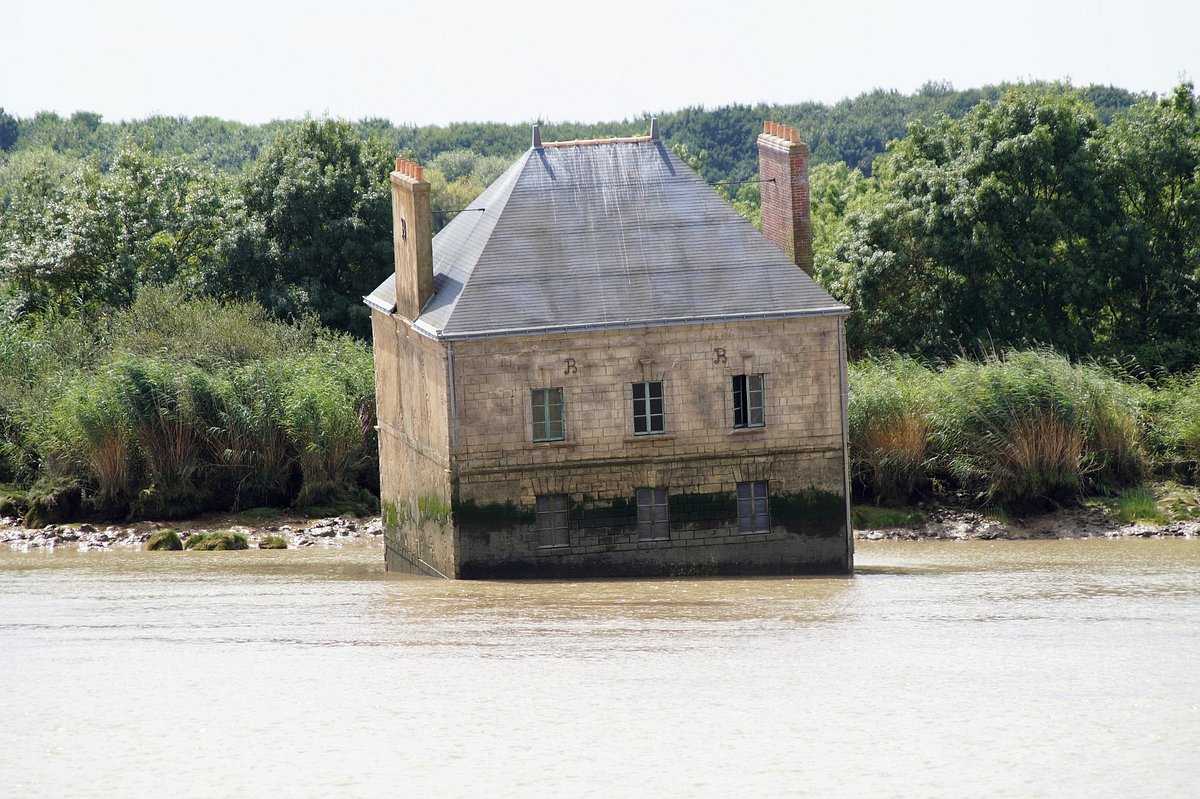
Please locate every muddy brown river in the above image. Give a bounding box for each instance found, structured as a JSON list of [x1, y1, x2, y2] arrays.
[[2, 539, 1197, 797]]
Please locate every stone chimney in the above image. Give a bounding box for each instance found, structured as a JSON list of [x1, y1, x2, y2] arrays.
[[390, 157, 433, 321], [757, 121, 813, 276]]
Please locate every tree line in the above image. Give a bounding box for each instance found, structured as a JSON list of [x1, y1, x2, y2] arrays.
[[0, 81, 1171, 360], [817, 82, 1200, 372]]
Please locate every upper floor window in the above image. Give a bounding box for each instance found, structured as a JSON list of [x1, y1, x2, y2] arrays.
[[536, 494, 570, 547], [732, 374, 765, 429], [636, 487, 669, 541], [531, 388, 564, 442], [632, 381, 665, 435], [737, 481, 770, 533]]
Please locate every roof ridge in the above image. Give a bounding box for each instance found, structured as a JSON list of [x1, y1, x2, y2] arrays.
[[540, 135, 655, 148]]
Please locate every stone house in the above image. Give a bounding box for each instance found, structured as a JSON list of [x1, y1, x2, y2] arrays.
[[364, 120, 851, 578]]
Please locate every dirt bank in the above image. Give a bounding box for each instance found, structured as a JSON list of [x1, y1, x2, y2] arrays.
[[0, 512, 382, 551], [855, 503, 1200, 541]]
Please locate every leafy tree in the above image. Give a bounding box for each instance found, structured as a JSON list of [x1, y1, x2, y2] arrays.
[[1102, 83, 1200, 370], [836, 84, 1118, 357], [0, 140, 228, 317], [0, 108, 17, 152], [214, 119, 394, 337], [809, 162, 878, 298]]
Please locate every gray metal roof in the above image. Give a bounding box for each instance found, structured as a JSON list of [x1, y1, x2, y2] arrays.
[[366, 139, 847, 339]]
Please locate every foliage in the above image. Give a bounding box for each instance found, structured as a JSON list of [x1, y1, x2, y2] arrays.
[[1112, 486, 1166, 524], [0, 294, 378, 521], [103, 284, 321, 370], [825, 82, 1200, 369], [184, 530, 250, 550], [258, 534, 287, 549], [1145, 372, 1200, 481], [847, 356, 933, 503], [214, 119, 393, 337], [145, 530, 183, 550], [929, 350, 1144, 508], [846, 349, 1148, 509], [850, 505, 927, 529], [0, 140, 230, 318], [1101, 83, 1200, 370]]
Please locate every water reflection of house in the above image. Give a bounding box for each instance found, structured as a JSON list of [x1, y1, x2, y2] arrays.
[[365, 120, 852, 578]]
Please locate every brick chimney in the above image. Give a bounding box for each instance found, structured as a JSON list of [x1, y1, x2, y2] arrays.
[[757, 121, 813, 276], [390, 157, 434, 320]]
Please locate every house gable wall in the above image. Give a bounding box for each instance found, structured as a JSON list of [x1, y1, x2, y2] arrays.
[[371, 309, 455, 576]]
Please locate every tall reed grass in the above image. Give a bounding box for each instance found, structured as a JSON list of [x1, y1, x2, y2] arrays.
[[847, 356, 933, 503], [2, 290, 378, 522], [1145, 372, 1200, 482], [849, 350, 1146, 509]]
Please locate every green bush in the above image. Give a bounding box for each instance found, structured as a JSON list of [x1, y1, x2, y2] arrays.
[[216, 363, 295, 510], [0, 293, 381, 524], [39, 369, 136, 515], [104, 285, 321, 370], [184, 530, 249, 550], [114, 356, 223, 519], [22, 476, 82, 528], [145, 529, 183, 550], [258, 534, 287, 549], [1113, 486, 1166, 524]]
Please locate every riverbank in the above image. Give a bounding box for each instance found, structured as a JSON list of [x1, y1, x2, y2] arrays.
[[0, 511, 382, 552], [3, 499, 1197, 552], [855, 503, 1200, 541]]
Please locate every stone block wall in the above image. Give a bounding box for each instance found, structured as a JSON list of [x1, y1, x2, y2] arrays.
[[371, 309, 455, 576], [445, 315, 851, 577]]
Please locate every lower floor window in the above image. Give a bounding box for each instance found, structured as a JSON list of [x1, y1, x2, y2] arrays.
[[637, 487, 669, 540], [536, 494, 570, 548], [737, 481, 770, 533]]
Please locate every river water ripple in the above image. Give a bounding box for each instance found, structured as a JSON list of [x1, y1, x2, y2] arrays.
[[1, 539, 1198, 797]]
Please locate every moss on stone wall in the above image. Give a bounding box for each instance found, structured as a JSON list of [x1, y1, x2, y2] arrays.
[[445, 487, 845, 542], [382, 500, 400, 531], [417, 494, 452, 525], [668, 491, 737, 525], [454, 499, 534, 527], [572, 497, 636, 530], [770, 488, 846, 537]]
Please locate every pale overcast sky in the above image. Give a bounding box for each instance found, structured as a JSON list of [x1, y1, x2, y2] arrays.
[[3, 0, 1196, 125]]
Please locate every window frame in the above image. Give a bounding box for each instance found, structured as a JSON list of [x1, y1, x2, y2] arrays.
[[632, 380, 665, 435], [732, 373, 766, 429], [531, 387, 565, 443], [736, 481, 770, 533], [636, 487, 670, 541], [535, 494, 570, 548]]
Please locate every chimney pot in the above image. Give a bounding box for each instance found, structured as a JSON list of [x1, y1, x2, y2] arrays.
[[758, 120, 813, 276], [389, 158, 433, 319]]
